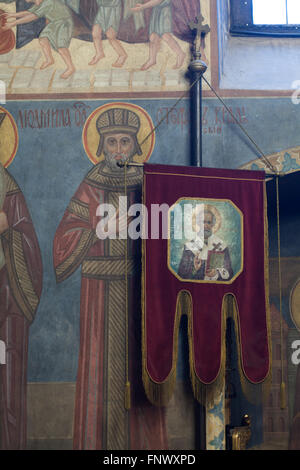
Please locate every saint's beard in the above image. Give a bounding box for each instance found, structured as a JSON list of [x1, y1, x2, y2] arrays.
[[204, 228, 212, 240], [103, 150, 134, 173]]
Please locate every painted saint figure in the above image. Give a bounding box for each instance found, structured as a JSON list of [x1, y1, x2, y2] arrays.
[[131, 0, 186, 70], [178, 204, 233, 282], [0, 159, 42, 449], [53, 106, 167, 450], [3, 0, 75, 78], [89, 0, 128, 67]]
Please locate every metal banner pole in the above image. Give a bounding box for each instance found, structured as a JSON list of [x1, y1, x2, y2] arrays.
[[188, 16, 226, 451]]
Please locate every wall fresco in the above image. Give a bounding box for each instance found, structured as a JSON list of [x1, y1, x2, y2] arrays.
[[0, 0, 211, 96]]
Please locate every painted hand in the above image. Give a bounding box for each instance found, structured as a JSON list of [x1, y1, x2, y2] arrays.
[[194, 255, 202, 271], [131, 4, 143, 12], [206, 268, 217, 278]]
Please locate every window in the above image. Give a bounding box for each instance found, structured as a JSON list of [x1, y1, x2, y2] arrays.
[[230, 0, 300, 36], [253, 0, 300, 25]]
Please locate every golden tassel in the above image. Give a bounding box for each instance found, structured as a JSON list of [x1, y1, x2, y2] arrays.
[[125, 381, 131, 410], [280, 381, 287, 410], [276, 176, 286, 411], [124, 163, 131, 411]]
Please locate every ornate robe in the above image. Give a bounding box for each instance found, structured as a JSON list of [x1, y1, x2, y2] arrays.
[[0, 169, 42, 450], [178, 234, 233, 281], [53, 162, 167, 450]]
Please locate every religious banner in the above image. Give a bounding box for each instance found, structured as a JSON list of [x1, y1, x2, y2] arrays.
[[142, 163, 271, 407]]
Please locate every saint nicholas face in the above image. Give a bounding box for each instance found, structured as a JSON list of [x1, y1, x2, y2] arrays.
[[103, 133, 135, 172], [203, 211, 215, 240]]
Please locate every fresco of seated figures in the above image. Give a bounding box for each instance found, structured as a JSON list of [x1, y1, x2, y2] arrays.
[[0, 0, 211, 96]]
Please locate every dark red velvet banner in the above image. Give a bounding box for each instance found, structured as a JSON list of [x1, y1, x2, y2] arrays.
[[142, 163, 271, 403]]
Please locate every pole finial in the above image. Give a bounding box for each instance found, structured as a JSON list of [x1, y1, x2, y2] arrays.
[[188, 14, 210, 74]]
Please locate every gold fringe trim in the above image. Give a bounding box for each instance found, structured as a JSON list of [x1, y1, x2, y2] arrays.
[[142, 367, 177, 407], [280, 381, 287, 410], [142, 288, 272, 407], [142, 288, 227, 408], [124, 381, 131, 410]]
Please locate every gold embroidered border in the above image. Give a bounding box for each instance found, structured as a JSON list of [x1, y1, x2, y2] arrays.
[[85, 163, 142, 191], [82, 257, 136, 280], [2, 228, 39, 323], [144, 170, 265, 183], [68, 198, 90, 221], [106, 279, 128, 449], [5, 170, 20, 196], [55, 229, 95, 283]]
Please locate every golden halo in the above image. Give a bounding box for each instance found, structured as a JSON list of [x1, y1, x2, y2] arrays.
[[291, 279, 300, 332], [82, 102, 155, 165], [192, 203, 222, 234], [0, 106, 18, 168]]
